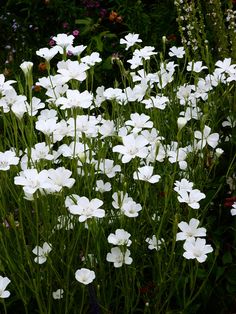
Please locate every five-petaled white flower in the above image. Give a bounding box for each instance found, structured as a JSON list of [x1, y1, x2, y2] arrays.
[[36, 47, 59, 62], [107, 229, 132, 246], [169, 46, 185, 59], [95, 180, 111, 193], [106, 247, 133, 267], [125, 113, 153, 133], [120, 33, 142, 50], [183, 238, 213, 263], [0, 150, 19, 171], [75, 268, 95, 285], [32, 242, 52, 264], [177, 189, 206, 209], [133, 165, 161, 184], [146, 235, 164, 251], [174, 178, 194, 193], [194, 125, 219, 149], [53, 33, 75, 50], [68, 196, 105, 222], [176, 218, 206, 241], [113, 134, 149, 163], [187, 61, 207, 73]]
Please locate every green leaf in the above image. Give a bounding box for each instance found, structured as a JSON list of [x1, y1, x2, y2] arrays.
[[222, 251, 233, 265]]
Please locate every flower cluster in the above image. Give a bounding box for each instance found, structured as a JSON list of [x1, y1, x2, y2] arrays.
[[0, 31, 235, 311], [176, 218, 213, 263]]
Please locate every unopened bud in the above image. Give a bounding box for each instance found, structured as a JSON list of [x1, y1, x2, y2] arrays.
[[177, 117, 187, 130], [215, 148, 224, 157]]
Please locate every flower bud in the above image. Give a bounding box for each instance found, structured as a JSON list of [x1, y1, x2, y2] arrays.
[[177, 117, 187, 130], [20, 61, 33, 75], [215, 148, 224, 157]]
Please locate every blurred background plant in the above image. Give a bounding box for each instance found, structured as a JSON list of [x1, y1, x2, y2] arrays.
[[174, 0, 236, 65], [0, 0, 179, 79], [1, 0, 236, 81]]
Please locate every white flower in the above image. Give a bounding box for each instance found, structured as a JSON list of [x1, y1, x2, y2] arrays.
[[215, 58, 236, 75], [120, 33, 142, 50], [30, 142, 54, 162], [36, 47, 59, 62], [127, 55, 143, 69], [26, 96, 45, 116], [231, 202, 236, 216], [222, 116, 236, 128], [141, 128, 164, 145], [66, 44, 87, 56], [35, 118, 58, 136], [0, 276, 11, 298], [0, 74, 16, 95], [142, 95, 169, 110], [106, 247, 133, 267], [133, 166, 160, 183], [81, 52, 102, 66], [177, 189, 206, 209], [58, 141, 87, 159], [177, 84, 196, 105], [112, 191, 132, 210], [183, 238, 213, 263], [32, 242, 52, 264], [167, 145, 188, 170], [122, 200, 142, 217], [75, 268, 95, 285], [14, 169, 51, 196], [146, 235, 164, 251], [125, 113, 153, 133], [46, 167, 75, 192], [194, 125, 219, 149], [133, 46, 157, 60], [103, 87, 124, 101], [11, 98, 27, 118], [67, 115, 99, 138], [53, 33, 75, 50], [180, 106, 202, 121], [57, 60, 89, 83], [96, 159, 121, 178], [65, 194, 81, 208], [113, 133, 149, 163], [68, 196, 105, 222], [174, 179, 193, 193], [95, 180, 111, 193], [176, 218, 206, 241], [187, 61, 207, 73], [0, 150, 19, 171], [0, 88, 26, 114], [168, 46, 185, 58], [56, 89, 93, 109], [107, 229, 132, 246], [99, 120, 115, 138], [215, 148, 224, 157], [52, 289, 64, 300]]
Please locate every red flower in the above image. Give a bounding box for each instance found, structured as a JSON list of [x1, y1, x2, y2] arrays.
[[224, 196, 236, 207]]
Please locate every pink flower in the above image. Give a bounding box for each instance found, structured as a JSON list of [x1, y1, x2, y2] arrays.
[[72, 29, 80, 37]]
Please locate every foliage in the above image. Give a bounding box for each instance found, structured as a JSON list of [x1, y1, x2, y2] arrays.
[[0, 31, 235, 313]]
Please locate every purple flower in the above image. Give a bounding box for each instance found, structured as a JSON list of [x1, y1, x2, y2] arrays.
[[99, 8, 107, 18], [63, 22, 69, 29]]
